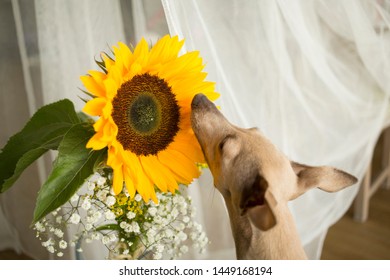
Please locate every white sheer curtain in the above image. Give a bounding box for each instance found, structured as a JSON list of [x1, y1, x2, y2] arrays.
[[1, 0, 389, 260], [0, 0, 127, 259], [162, 0, 390, 259]]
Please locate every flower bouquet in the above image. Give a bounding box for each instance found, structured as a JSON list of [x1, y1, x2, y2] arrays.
[[0, 35, 219, 259]]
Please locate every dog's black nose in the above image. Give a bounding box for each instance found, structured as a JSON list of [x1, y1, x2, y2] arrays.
[[191, 93, 209, 108]]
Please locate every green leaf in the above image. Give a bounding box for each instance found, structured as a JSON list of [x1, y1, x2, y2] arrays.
[[32, 123, 106, 224], [0, 99, 80, 192]]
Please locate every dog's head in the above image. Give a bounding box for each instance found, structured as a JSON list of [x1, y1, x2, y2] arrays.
[[191, 94, 358, 231]]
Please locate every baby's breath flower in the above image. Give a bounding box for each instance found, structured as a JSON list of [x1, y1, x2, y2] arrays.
[[70, 194, 79, 202], [56, 216, 63, 224], [34, 170, 209, 260], [97, 176, 106, 186], [54, 229, 64, 238], [153, 252, 162, 260], [105, 210, 116, 220], [70, 213, 81, 224], [180, 245, 189, 254], [35, 222, 45, 232], [178, 232, 188, 241], [105, 196, 116, 206], [126, 211, 136, 220], [81, 197, 92, 210], [96, 189, 108, 201], [131, 221, 140, 234], [148, 207, 157, 217], [102, 236, 110, 245], [47, 246, 55, 253], [120, 221, 128, 229], [87, 181, 95, 191], [59, 240, 67, 249]]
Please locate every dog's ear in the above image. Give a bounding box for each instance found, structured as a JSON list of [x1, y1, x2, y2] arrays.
[[290, 162, 358, 200], [239, 174, 277, 231]]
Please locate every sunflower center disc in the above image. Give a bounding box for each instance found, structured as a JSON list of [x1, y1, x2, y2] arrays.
[[111, 73, 180, 156], [129, 92, 160, 134]]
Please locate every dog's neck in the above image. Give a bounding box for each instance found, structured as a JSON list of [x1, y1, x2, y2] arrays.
[[223, 197, 307, 260]]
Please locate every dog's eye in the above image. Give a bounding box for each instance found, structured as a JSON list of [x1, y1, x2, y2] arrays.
[[219, 135, 235, 152], [219, 139, 226, 151]]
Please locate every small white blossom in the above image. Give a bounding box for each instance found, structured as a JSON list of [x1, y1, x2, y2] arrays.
[[171, 208, 179, 218], [120, 221, 128, 229], [109, 233, 117, 242], [153, 252, 163, 260], [131, 221, 140, 233], [164, 228, 174, 238], [42, 239, 54, 248], [70, 213, 81, 224], [105, 196, 116, 206], [134, 194, 142, 202], [57, 252, 64, 257], [70, 194, 79, 202], [97, 176, 106, 186], [155, 244, 164, 253], [126, 211, 136, 220], [180, 245, 189, 254], [177, 232, 187, 241], [91, 232, 100, 240], [105, 210, 116, 220], [35, 222, 45, 232], [154, 215, 162, 224], [55, 216, 63, 224], [96, 189, 108, 201], [87, 181, 95, 191], [148, 207, 157, 217], [81, 197, 92, 210], [59, 240, 67, 249], [54, 229, 64, 238], [47, 246, 55, 253], [102, 236, 110, 245], [85, 223, 93, 231]]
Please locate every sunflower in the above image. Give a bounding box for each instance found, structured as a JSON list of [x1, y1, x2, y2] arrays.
[[81, 35, 219, 203]]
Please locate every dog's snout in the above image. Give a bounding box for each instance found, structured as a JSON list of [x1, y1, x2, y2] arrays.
[[191, 93, 210, 109]]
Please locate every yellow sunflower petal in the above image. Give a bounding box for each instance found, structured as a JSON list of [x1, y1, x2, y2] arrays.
[[82, 97, 106, 116], [100, 119, 117, 142], [102, 54, 114, 73], [169, 133, 205, 163], [123, 166, 136, 199], [148, 35, 184, 66], [118, 42, 133, 71], [86, 132, 107, 150], [140, 156, 170, 193], [80, 75, 105, 97], [88, 70, 106, 88], [158, 150, 201, 184], [103, 78, 118, 100], [102, 100, 113, 118], [135, 163, 155, 203], [160, 51, 204, 81], [133, 38, 149, 68], [112, 165, 124, 195]]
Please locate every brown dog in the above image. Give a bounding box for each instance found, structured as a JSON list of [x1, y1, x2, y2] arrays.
[[191, 94, 357, 259]]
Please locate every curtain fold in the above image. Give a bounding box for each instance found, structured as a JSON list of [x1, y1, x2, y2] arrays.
[[162, 0, 390, 259]]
